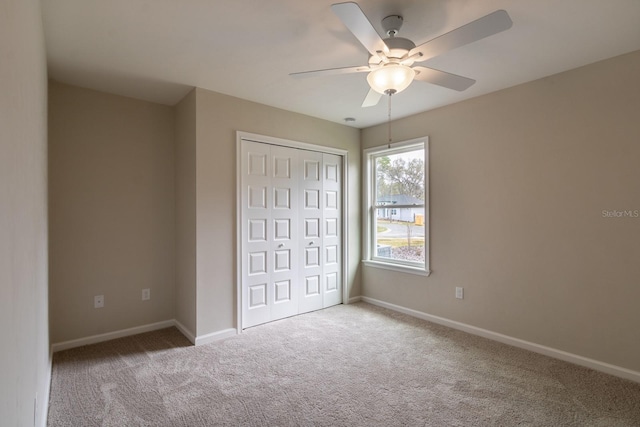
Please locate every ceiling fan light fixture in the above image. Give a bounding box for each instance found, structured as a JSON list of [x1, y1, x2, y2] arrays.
[[367, 64, 415, 95]]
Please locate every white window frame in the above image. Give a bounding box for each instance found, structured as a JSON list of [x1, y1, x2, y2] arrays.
[[362, 137, 430, 276]]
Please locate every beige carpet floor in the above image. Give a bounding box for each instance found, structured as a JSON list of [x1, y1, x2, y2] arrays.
[[48, 302, 640, 426]]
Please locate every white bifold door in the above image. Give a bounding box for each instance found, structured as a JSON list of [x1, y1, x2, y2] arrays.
[[240, 139, 342, 329]]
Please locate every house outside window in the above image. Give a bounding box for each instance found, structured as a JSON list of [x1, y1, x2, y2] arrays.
[[363, 137, 430, 275]]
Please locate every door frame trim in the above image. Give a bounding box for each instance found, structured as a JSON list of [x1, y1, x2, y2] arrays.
[[235, 131, 350, 333]]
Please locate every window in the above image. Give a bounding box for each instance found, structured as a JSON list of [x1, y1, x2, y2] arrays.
[[363, 137, 430, 275]]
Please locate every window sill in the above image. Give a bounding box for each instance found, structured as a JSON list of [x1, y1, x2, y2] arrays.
[[362, 260, 431, 276]]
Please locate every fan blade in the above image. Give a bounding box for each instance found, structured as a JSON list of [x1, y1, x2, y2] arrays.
[[331, 2, 388, 57], [409, 10, 512, 62], [361, 88, 382, 107], [290, 65, 370, 79], [413, 66, 476, 91]]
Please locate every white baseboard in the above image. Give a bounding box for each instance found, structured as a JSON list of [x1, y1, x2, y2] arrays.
[[51, 319, 239, 352], [348, 296, 362, 304], [361, 296, 640, 384], [195, 328, 237, 346], [173, 319, 196, 345], [51, 319, 176, 352], [180, 323, 236, 347]]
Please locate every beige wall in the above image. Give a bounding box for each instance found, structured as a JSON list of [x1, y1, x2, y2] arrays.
[[45, 39, 639, 381], [49, 82, 176, 343], [361, 50, 640, 372], [0, 0, 49, 425], [193, 88, 361, 336], [174, 89, 197, 334], [48, 81, 360, 343]]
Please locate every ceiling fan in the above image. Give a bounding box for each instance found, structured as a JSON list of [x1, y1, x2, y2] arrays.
[[290, 2, 513, 107]]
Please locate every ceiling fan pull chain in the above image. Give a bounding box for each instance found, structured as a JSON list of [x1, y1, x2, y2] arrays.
[[388, 93, 392, 147]]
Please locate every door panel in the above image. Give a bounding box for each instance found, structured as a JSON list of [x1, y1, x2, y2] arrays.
[[305, 275, 320, 296], [323, 153, 342, 308], [269, 145, 299, 321], [242, 141, 272, 328], [249, 284, 267, 308], [274, 280, 291, 302], [274, 219, 290, 240], [298, 150, 324, 314]]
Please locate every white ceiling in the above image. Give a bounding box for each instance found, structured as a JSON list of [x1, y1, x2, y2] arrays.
[[42, 0, 640, 128]]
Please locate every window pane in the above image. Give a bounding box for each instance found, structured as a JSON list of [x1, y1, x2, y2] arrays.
[[373, 147, 425, 264], [374, 208, 425, 264], [374, 149, 425, 204]]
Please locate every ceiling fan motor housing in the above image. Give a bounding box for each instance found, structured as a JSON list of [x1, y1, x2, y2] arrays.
[[369, 36, 417, 66], [384, 37, 416, 56]]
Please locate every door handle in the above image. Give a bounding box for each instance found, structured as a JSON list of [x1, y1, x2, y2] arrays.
[[278, 243, 285, 248], [309, 241, 314, 245]]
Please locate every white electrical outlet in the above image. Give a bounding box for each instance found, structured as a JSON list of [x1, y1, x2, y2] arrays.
[[94, 295, 104, 308], [142, 288, 150, 301], [455, 287, 464, 299]]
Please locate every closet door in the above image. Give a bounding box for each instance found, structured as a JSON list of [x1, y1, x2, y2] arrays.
[[322, 153, 342, 308], [298, 150, 324, 314], [240, 139, 343, 328], [241, 141, 299, 328], [241, 141, 271, 328], [269, 145, 299, 321]]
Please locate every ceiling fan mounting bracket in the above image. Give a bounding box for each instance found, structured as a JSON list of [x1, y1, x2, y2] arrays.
[[381, 15, 404, 36]]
